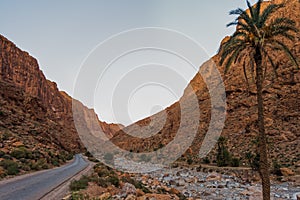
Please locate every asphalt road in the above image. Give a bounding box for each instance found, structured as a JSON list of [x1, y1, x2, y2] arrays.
[[0, 154, 89, 200]]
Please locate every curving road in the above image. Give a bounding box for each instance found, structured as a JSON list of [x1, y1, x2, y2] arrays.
[[0, 154, 89, 200]]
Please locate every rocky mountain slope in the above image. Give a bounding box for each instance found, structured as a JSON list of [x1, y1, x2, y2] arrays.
[[111, 0, 300, 170], [0, 35, 123, 149], [0, 34, 122, 177]]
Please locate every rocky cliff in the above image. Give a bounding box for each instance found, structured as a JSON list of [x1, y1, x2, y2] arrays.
[[111, 0, 300, 169], [0, 34, 122, 153]]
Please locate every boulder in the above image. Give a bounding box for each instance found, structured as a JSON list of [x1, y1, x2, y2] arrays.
[[99, 192, 111, 200], [122, 183, 137, 196], [280, 168, 295, 176], [12, 141, 24, 147], [125, 194, 137, 200], [206, 173, 221, 181]]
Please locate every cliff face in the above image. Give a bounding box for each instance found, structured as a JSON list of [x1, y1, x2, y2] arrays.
[[111, 0, 300, 168], [0, 35, 122, 153]]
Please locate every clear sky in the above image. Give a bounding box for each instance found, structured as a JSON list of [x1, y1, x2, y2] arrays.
[[0, 0, 255, 125]]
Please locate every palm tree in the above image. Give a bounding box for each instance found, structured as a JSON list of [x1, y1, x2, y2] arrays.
[[219, 1, 298, 199]]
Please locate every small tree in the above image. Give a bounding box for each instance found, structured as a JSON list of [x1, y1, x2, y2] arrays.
[[216, 136, 231, 167]]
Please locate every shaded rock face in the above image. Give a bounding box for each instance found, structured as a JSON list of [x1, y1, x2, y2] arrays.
[[0, 80, 76, 178], [0, 35, 122, 152], [111, 0, 300, 167]]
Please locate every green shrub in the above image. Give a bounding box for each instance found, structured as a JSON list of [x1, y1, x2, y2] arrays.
[[0, 159, 19, 175], [0, 150, 5, 158], [216, 137, 232, 167], [87, 157, 99, 163], [121, 176, 150, 193], [203, 157, 210, 164], [97, 168, 110, 177], [70, 192, 85, 200], [70, 175, 90, 191], [245, 152, 260, 170], [30, 159, 49, 170], [32, 150, 42, 160], [97, 177, 109, 187], [50, 157, 60, 166], [1, 132, 11, 141], [65, 153, 74, 161], [11, 147, 30, 159], [230, 157, 240, 167], [272, 160, 282, 176], [84, 151, 93, 158], [108, 175, 120, 187], [187, 157, 193, 165], [158, 143, 164, 148], [2, 154, 12, 160], [21, 164, 31, 171]]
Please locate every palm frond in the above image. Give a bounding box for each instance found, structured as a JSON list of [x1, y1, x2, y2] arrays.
[[268, 39, 299, 68], [229, 8, 244, 16], [232, 31, 250, 40], [258, 3, 283, 28], [268, 24, 298, 41], [269, 17, 296, 27], [223, 45, 248, 73], [271, 31, 295, 42], [262, 48, 278, 78], [239, 11, 258, 36], [246, 0, 255, 19], [249, 54, 256, 83], [220, 38, 248, 65], [235, 22, 253, 34], [243, 59, 250, 92], [254, 0, 263, 22]]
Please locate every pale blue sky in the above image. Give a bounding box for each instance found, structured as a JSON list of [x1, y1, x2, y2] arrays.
[[0, 0, 255, 125]]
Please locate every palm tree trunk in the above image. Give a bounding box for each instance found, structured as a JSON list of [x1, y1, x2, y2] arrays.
[[255, 47, 271, 200]]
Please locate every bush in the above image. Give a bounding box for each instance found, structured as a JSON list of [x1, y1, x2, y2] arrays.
[[11, 147, 30, 159], [84, 151, 93, 158], [58, 151, 73, 162], [66, 153, 74, 161], [203, 157, 210, 164], [187, 157, 193, 165], [32, 150, 42, 160], [88, 157, 99, 163], [0, 151, 5, 158], [121, 176, 150, 193], [230, 157, 240, 167], [97, 177, 109, 187], [108, 175, 120, 187], [216, 137, 232, 167], [97, 168, 110, 177], [0, 159, 19, 175], [70, 175, 90, 191], [50, 157, 60, 166], [272, 160, 282, 176], [30, 159, 49, 170], [70, 192, 86, 200], [21, 164, 31, 171], [245, 152, 260, 170], [1, 132, 11, 141], [2, 154, 12, 160]]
